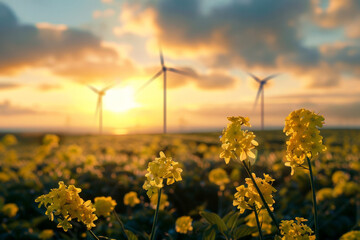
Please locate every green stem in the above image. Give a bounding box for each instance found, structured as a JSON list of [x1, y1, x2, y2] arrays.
[[241, 161, 280, 233], [112, 210, 128, 240], [89, 229, 100, 240], [150, 188, 162, 240], [230, 213, 240, 235], [218, 189, 224, 216], [307, 157, 319, 240], [253, 207, 264, 240]]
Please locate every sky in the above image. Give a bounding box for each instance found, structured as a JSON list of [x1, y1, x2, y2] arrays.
[[0, 0, 359, 134]]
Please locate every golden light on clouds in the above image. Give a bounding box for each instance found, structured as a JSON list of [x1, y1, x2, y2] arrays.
[[36, 22, 67, 31], [114, 3, 158, 37]]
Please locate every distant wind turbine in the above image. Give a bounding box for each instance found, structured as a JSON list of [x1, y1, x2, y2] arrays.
[[136, 48, 195, 134], [248, 72, 278, 130], [88, 83, 116, 134]]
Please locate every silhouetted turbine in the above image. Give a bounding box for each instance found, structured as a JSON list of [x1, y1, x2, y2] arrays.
[[136, 48, 195, 134], [88, 83, 116, 134], [248, 72, 277, 130]]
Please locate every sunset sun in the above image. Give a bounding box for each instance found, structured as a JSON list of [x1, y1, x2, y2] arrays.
[[103, 86, 138, 113]]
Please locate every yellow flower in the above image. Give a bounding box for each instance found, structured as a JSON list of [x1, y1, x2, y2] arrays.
[[94, 196, 117, 217], [220, 116, 258, 164], [2, 134, 17, 146], [284, 109, 326, 175], [316, 188, 333, 202], [332, 170, 350, 185], [2, 203, 19, 218], [39, 229, 54, 240], [143, 151, 182, 198], [245, 210, 273, 236], [150, 192, 169, 210], [278, 217, 315, 240], [35, 181, 97, 232], [123, 191, 140, 207], [85, 154, 98, 166], [340, 230, 360, 240], [43, 134, 59, 149], [209, 168, 230, 190], [175, 216, 193, 234], [233, 173, 276, 214]]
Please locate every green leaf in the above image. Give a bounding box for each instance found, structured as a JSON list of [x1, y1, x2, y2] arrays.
[[202, 226, 216, 240], [233, 225, 257, 239], [222, 211, 235, 225], [223, 211, 241, 229], [200, 211, 228, 234], [125, 230, 138, 240]]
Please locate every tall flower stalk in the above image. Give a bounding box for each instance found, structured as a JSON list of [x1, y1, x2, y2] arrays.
[[150, 188, 162, 240], [220, 116, 280, 232], [307, 157, 319, 239], [284, 108, 326, 240], [143, 151, 183, 240], [242, 161, 280, 231], [233, 172, 277, 237], [253, 206, 264, 240]]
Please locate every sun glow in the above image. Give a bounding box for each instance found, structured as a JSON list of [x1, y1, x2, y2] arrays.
[[103, 86, 139, 113]]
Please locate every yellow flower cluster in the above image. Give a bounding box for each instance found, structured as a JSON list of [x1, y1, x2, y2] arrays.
[[245, 210, 273, 236], [43, 134, 59, 149], [175, 216, 193, 234], [150, 192, 170, 210], [35, 181, 97, 232], [2, 203, 19, 218], [233, 173, 276, 214], [143, 151, 182, 198], [94, 196, 117, 217], [284, 109, 326, 175], [340, 230, 360, 240], [220, 116, 258, 164], [2, 134, 17, 146], [123, 191, 140, 207], [39, 229, 54, 240], [278, 217, 315, 240], [209, 168, 230, 190]]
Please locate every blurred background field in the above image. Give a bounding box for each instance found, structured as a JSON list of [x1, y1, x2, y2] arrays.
[[0, 129, 359, 239]]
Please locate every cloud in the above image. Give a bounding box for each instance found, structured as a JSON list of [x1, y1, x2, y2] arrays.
[[36, 83, 62, 91], [312, 0, 360, 38], [117, 0, 360, 88], [0, 3, 135, 83], [93, 9, 115, 19], [0, 100, 40, 115], [0, 82, 21, 90], [269, 92, 360, 101], [181, 98, 360, 127], [141, 67, 237, 90], [101, 0, 113, 4]]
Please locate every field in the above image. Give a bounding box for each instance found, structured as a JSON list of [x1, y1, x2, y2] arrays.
[[0, 129, 359, 240]]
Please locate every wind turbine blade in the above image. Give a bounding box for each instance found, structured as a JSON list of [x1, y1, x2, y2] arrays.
[[102, 82, 118, 92], [253, 84, 263, 109], [88, 85, 99, 93], [247, 72, 261, 83], [262, 74, 278, 83], [167, 67, 197, 78], [135, 70, 163, 96], [159, 47, 164, 67]]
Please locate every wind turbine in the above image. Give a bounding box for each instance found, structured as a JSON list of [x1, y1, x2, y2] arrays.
[[136, 48, 195, 134], [88, 83, 116, 135], [248, 73, 277, 130]]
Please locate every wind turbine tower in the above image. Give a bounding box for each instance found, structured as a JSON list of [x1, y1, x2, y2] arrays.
[[88, 84, 116, 134], [136, 48, 195, 134], [248, 73, 277, 130]]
